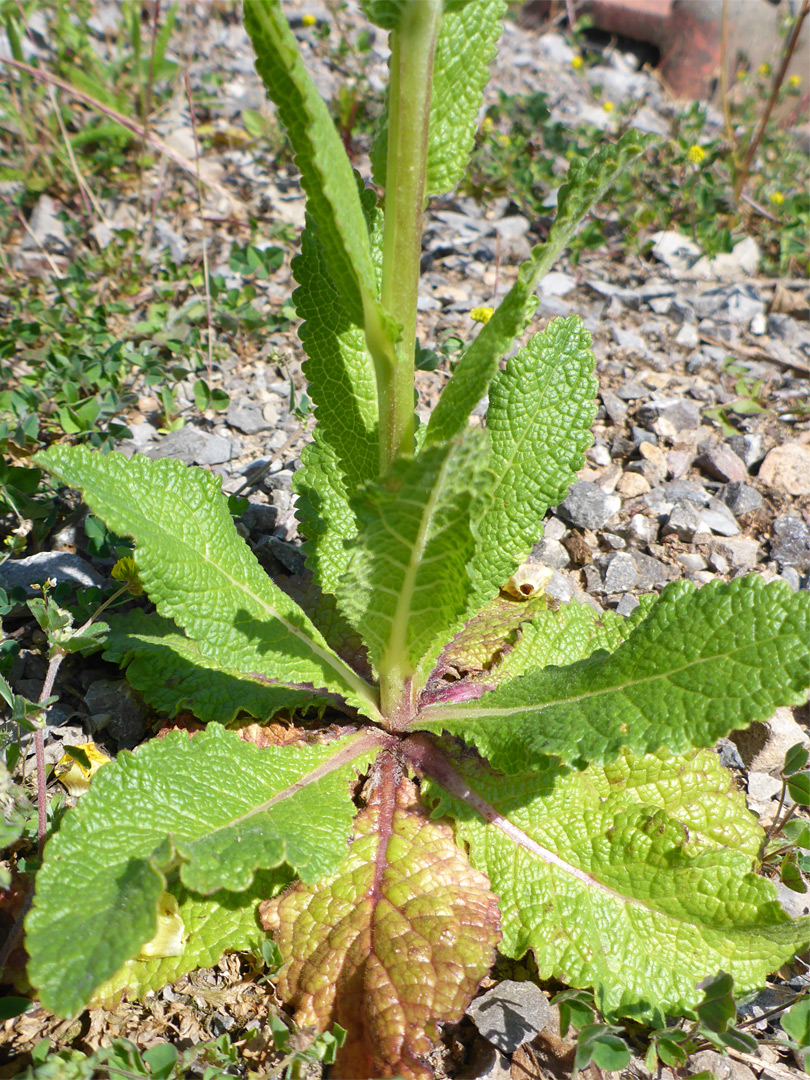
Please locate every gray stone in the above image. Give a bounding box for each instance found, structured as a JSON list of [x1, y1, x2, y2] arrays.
[[543, 516, 567, 542], [558, 482, 620, 531], [759, 443, 810, 497], [712, 535, 761, 571], [662, 502, 710, 543], [688, 1050, 757, 1080], [602, 552, 639, 593], [700, 504, 740, 537], [467, 980, 552, 1054], [631, 550, 677, 587], [22, 194, 68, 253], [532, 538, 570, 570], [538, 272, 576, 298], [747, 771, 781, 815], [722, 482, 762, 517], [615, 380, 648, 400], [85, 679, 148, 749], [243, 502, 278, 537], [615, 594, 640, 616], [536, 32, 575, 65], [716, 739, 745, 770], [676, 552, 707, 573], [637, 396, 701, 433], [0, 552, 106, 597], [226, 397, 274, 435], [777, 882, 810, 921], [727, 433, 764, 467], [771, 515, 810, 572], [600, 389, 627, 425], [545, 571, 573, 604], [149, 426, 235, 466], [781, 567, 801, 591], [585, 65, 651, 103], [611, 326, 648, 354], [456, 1041, 511, 1080], [650, 230, 702, 273], [697, 445, 748, 484], [675, 323, 700, 348], [658, 481, 710, 506], [153, 219, 187, 264]]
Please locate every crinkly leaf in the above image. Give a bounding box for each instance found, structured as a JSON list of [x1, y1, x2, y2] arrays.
[[417, 577, 810, 771], [36, 447, 379, 719], [102, 611, 333, 725], [260, 763, 500, 1080], [243, 0, 392, 345], [471, 316, 598, 592], [294, 439, 358, 594], [90, 870, 289, 1007], [426, 131, 656, 446], [27, 725, 382, 1016], [423, 744, 808, 1023], [372, 0, 505, 198], [293, 187, 382, 488], [337, 433, 492, 688]]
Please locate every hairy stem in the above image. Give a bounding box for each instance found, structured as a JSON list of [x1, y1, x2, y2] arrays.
[[378, 0, 442, 473]]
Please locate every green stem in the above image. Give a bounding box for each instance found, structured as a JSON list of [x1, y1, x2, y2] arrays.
[[378, 0, 442, 474]]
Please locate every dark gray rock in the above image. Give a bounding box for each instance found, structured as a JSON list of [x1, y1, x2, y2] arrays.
[[558, 483, 620, 531], [637, 396, 701, 432], [727, 433, 764, 467], [600, 388, 628, 425], [602, 552, 639, 593], [466, 980, 552, 1054], [243, 501, 279, 538], [0, 552, 106, 596], [532, 537, 570, 570], [226, 397, 274, 435], [658, 481, 710, 506], [771, 516, 810, 573], [615, 380, 648, 400], [701, 502, 740, 537], [716, 738, 745, 770], [722, 482, 762, 517], [662, 501, 709, 542], [149, 426, 235, 466], [697, 445, 748, 484], [615, 593, 640, 616], [85, 679, 148, 749], [631, 550, 677, 587]]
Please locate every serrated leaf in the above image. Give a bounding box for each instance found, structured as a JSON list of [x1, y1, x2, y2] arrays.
[[243, 0, 395, 344], [294, 438, 359, 596], [35, 447, 379, 720], [471, 316, 598, 591], [102, 611, 334, 725], [260, 765, 500, 1080], [371, 0, 505, 198], [293, 186, 382, 488], [337, 434, 493, 690], [27, 724, 382, 1016], [426, 131, 656, 446], [417, 577, 810, 771], [424, 746, 810, 1023], [89, 869, 289, 1007]]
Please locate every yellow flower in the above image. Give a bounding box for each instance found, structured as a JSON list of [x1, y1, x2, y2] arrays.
[[602, 100, 615, 113], [481, 116, 494, 135], [470, 306, 494, 324], [687, 144, 706, 164], [301, 13, 317, 26], [770, 191, 785, 205], [571, 55, 584, 70], [55, 743, 112, 796], [788, 73, 802, 89], [757, 62, 771, 78], [112, 556, 144, 596]]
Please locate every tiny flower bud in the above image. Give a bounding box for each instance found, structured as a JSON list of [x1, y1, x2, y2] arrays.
[[470, 306, 494, 324]]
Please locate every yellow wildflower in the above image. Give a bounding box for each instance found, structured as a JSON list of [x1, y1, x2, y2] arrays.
[[301, 13, 317, 27], [687, 144, 706, 165], [788, 74, 802, 89], [470, 306, 494, 324], [55, 743, 112, 796], [603, 100, 615, 113], [757, 62, 771, 78], [481, 116, 494, 135], [112, 556, 144, 596], [571, 55, 584, 70], [770, 191, 785, 206]]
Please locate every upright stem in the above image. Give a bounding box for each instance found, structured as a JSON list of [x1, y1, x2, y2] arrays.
[[378, 0, 442, 474]]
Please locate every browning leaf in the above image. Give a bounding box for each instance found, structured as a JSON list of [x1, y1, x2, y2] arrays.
[[260, 757, 501, 1079]]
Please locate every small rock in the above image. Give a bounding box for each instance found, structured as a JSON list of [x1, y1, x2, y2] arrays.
[[722, 481, 762, 517], [697, 445, 748, 484], [602, 552, 639, 592], [543, 516, 567, 541], [0, 552, 106, 596], [777, 882, 810, 921], [676, 552, 707, 572], [21, 194, 68, 253], [532, 538, 570, 570], [651, 230, 702, 273], [149, 426, 235, 466], [226, 398, 274, 435], [662, 502, 710, 543], [538, 271, 577, 297], [617, 472, 651, 497], [716, 738, 745, 770], [750, 311, 767, 336], [771, 515, 810, 572], [758, 443, 810, 496], [611, 326, 648, 354], [558, 482, 620, 531], [688, 1050, 756, 1080], [615, 594, 639, 616], [636, 442, 667, 486], [711, 535, 761, 571], [615, 380, 648, 400], [243, 502, 279, 537], [638, 397, 702, 433], [456, 1041, 511, 1080], [600, 389, 628, 425], [732, 707, 808, 773], [746, 771, 782, 818], [699, 504, 740, 537], [659, 481, 710, 506], [545, 571, 573, 604], [631, 550, 676, 587], [85, 679, 148, 749], [627, 514, 655, 544], [536, 32, 575, 65], [667, 449, 694, 479], [467, 981, 552, 1054], [727, 433, 764, 468], [675, 323, 700, 348]]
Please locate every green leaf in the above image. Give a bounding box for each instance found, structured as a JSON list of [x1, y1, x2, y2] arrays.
[[371, 0, 506, 198], [35, 447, 379, 719], [694, 971, 736, 1032], [292, 187, 382, 487], [337, 433, 492, 687], [88, 870, 289, 1008], [783, 997, 810, 1048], [427, 747, 810, 1023], [27, 724, 382, 1016], [426, 130, 656, 446], [243, 0, 394, 343], [784, 742, 809, 775], [293, 438, 359, 595], [102, 611, 336, 724], [782, 819, 810, 848], [418, 577, 810, 770], [470, 316, 598, 592], [788, 773, 810, 807]]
